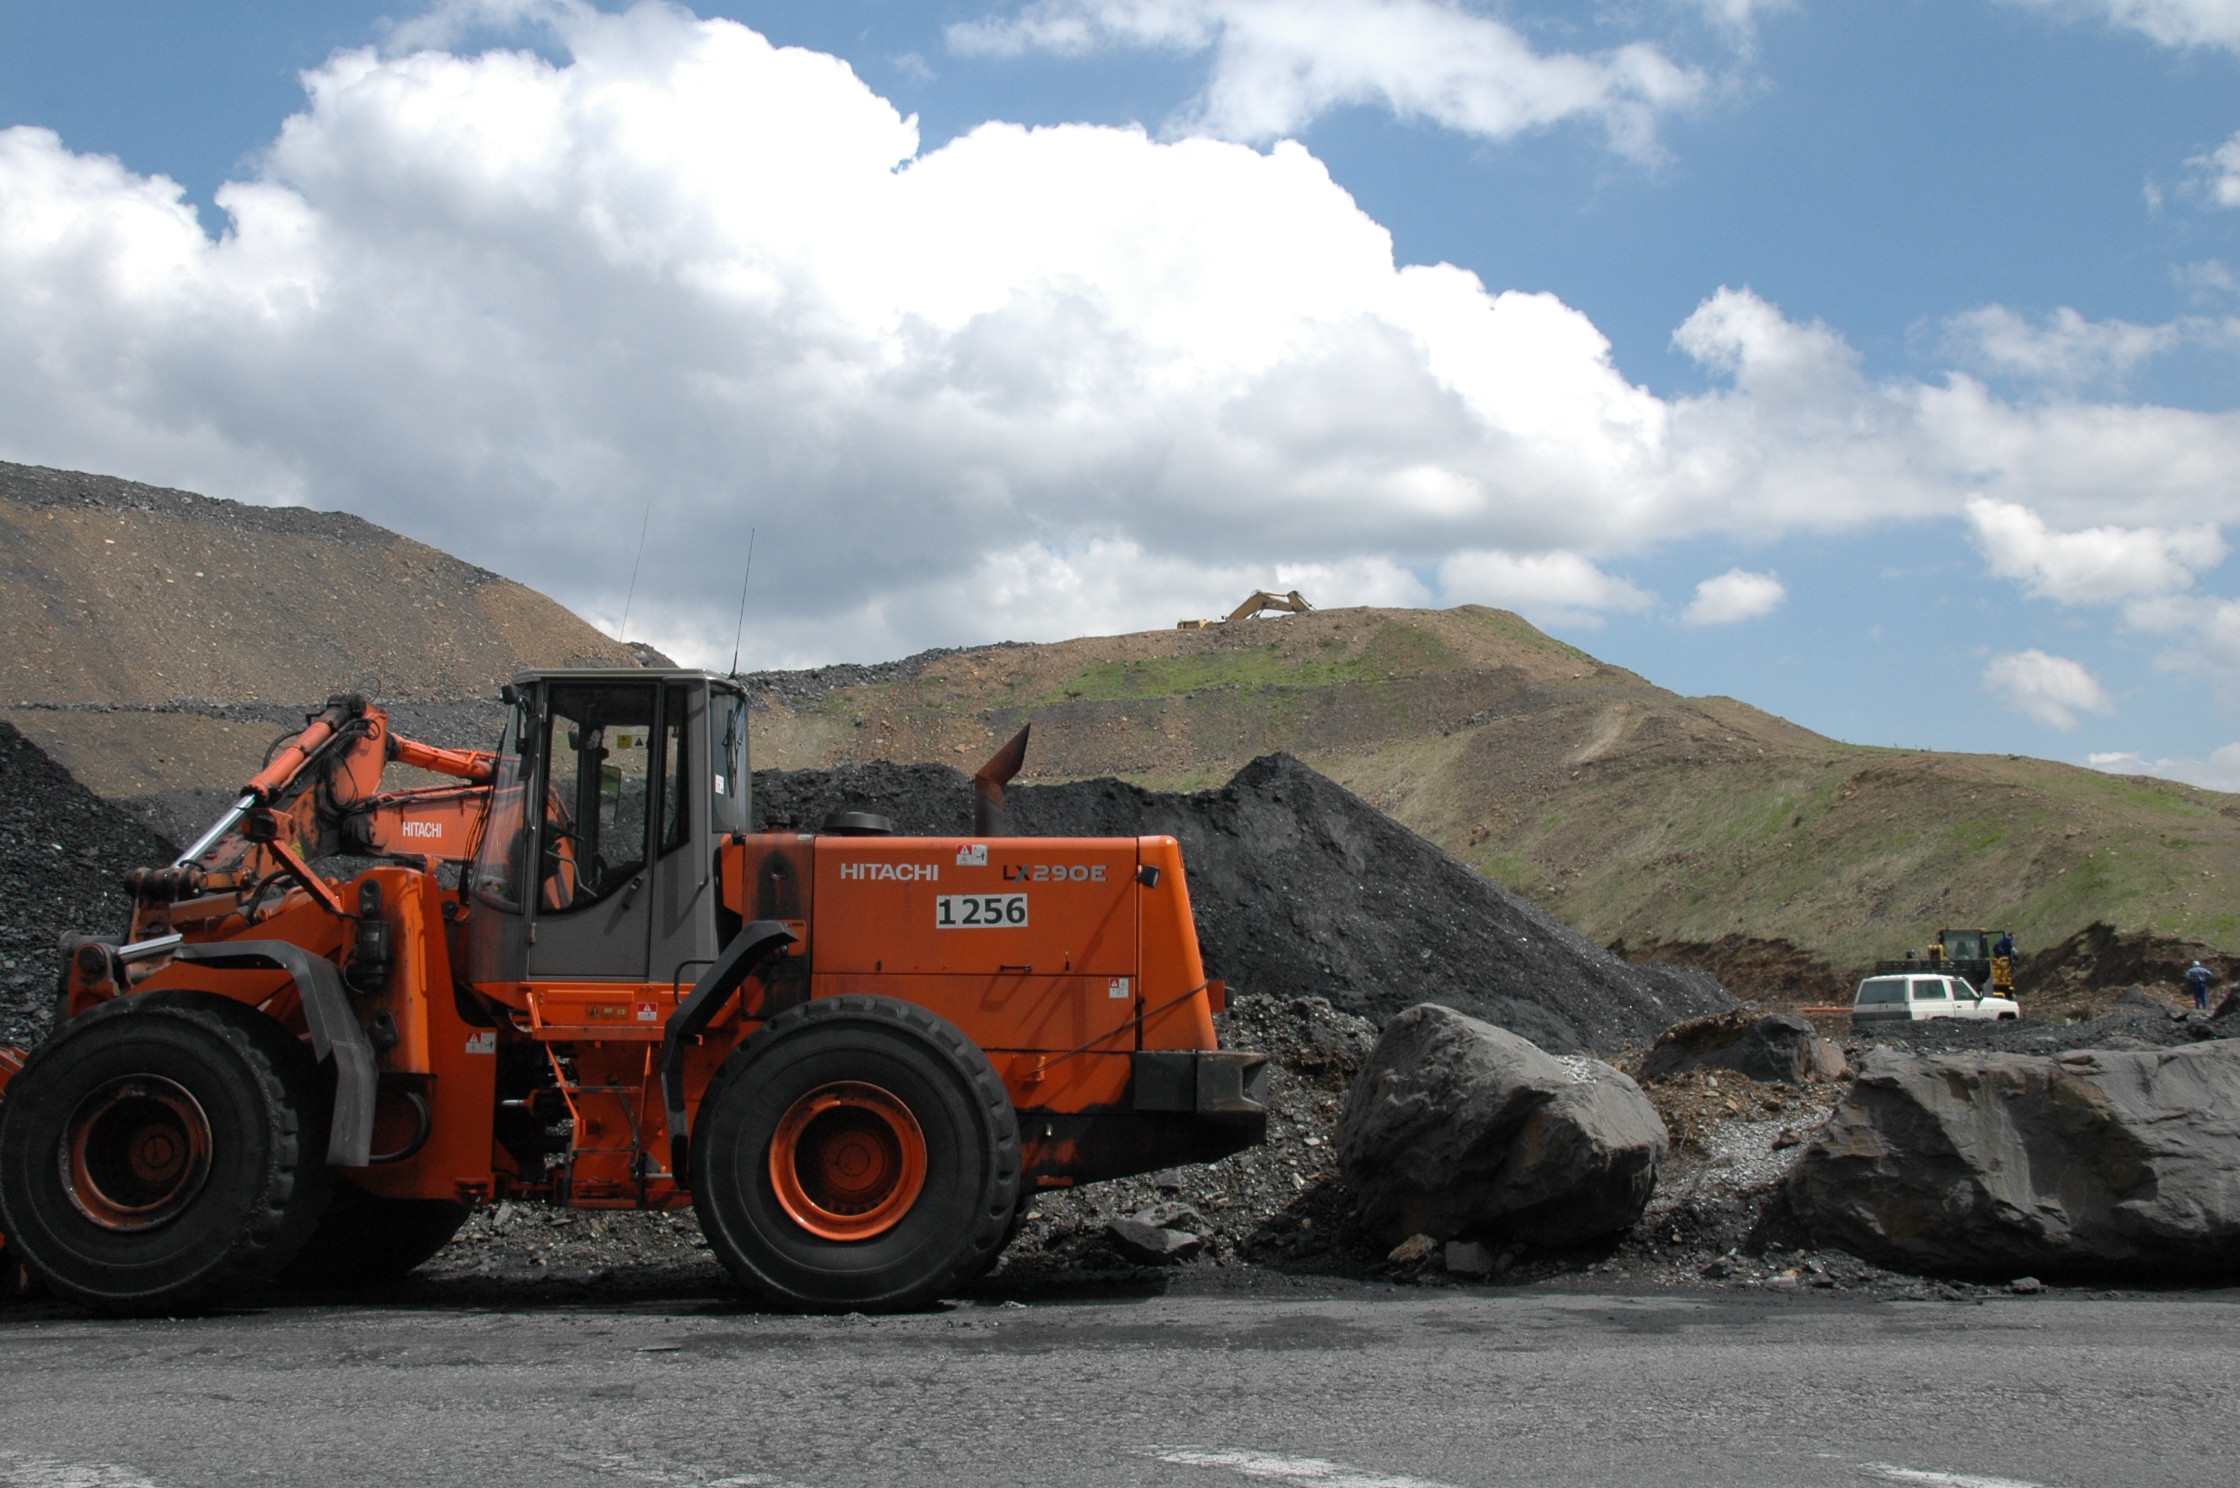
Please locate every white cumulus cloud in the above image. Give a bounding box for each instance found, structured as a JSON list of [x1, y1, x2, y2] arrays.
[[1, 4, 2240, 668], [2090, 743, 2240, 790], [1938, 304, 2215, 387], [1435, 549, 1653, 629], [1983, 649, 2117, 729], [1964, 497, 2227, 605], [947, 0, 1707, 154], [1682, 567, 1784, 625], [2003, 0, 2240, 50], [2190, 130, 2240, 207]]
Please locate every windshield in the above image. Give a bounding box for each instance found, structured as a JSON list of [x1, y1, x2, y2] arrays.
[[470, 700, 531, 909], [1856, 977, 1907, 1005]]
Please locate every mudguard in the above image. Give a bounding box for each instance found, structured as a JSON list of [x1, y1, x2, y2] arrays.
[[660, 919, 799, 1181], [172, 940, 376, 1167]]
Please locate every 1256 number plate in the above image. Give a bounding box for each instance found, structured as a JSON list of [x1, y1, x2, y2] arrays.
[[935, 893, 1027, 928]]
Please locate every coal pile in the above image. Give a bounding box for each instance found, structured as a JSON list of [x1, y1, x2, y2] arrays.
[[0, 721, 175, 1047], [754, 752, 1733, 1055], [754, 760, 973, 834]]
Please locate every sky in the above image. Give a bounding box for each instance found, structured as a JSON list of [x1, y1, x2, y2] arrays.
[[2, 1, 2239, 785]]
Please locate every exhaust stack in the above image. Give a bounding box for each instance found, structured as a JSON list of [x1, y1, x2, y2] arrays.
[[973, 726, 1031, 836]]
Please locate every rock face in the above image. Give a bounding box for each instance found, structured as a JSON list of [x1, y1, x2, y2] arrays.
[[1640, 1011, 1818, 1085], [1339, 1004, 1668, 1247], [1788, 1043, 2240, 1277]]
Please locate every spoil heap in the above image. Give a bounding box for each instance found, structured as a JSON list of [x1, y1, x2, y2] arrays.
[[755, 752, 1733, 1056], [0, 720, 175, 1047]]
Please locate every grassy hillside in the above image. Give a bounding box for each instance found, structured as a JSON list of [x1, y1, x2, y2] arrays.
[[744, 605, 2240, 975]]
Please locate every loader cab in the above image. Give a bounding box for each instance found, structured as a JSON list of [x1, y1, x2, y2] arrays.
[[1937, 930, 1988, 962], [467, 669, 749, 987]]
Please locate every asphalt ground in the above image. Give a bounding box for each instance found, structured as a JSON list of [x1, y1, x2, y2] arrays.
[[0, 1285, 2232, 1488]]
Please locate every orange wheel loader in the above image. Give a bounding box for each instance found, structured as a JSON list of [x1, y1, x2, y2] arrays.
[[0, 670, 1266, 1314]]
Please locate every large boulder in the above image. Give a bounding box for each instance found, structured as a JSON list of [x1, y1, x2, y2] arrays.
[[1640, 1011, 1818, 1085], [1788, 1043, 2240, 1277], [1339, 1004, 1668, 1247]]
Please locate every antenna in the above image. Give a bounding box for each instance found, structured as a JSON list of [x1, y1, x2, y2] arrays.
[[618, 497, 653, 644], [729, 528, 758, 678]]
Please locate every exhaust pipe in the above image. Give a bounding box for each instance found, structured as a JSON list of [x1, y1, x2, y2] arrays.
[[973, 726, 1030, 836]]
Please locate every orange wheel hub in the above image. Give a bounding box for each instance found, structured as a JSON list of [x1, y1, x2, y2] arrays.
[[768, 1082, 927, 1242], [61, 1075, 213, 1232]]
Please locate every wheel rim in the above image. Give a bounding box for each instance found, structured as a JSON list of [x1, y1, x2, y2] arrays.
[[59, 1075, 214, 1232], [768, 1081, 928, 1242]]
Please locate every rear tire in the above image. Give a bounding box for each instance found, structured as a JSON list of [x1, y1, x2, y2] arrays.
[[692, 995, 1019, 1312], [0, 993, 330, 1315], [279, 1178, 469, 1288]]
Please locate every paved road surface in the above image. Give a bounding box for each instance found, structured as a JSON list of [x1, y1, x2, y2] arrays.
[[0, 1288, 2232, 1488]]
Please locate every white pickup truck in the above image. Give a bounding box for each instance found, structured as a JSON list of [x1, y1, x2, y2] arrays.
[[1851, 972, 2020, 1029]]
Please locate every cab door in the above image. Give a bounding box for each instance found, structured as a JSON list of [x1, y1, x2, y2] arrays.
[[645, 679, 721, 991], [527, 680, 658, 982]]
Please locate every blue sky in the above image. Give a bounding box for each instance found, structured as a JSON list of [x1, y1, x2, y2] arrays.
[[2, 0, 2239, 780]]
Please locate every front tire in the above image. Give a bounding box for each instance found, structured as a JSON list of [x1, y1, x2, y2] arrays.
[[0, 993, 330, 1315], [691, 995, 1020, 1312]]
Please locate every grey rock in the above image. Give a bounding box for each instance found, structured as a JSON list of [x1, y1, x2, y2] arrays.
[[1442, 1240, 1495, 1277], [1106, 1204, 1208, 1263], [1640, 1011, 1817, 1085], [1788, 1043, 2240, 1277], [1809, 1039, 1849, 1082], [1339, 1004, 1668, 1247]]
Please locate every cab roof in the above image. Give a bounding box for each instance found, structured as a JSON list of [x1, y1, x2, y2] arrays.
[[507, 667, 744, 689]]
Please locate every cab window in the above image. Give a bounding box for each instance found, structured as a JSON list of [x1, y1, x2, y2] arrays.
[[660, 681, 691, 855], [541, 682, 655, 911], [1911, 978, 1949, 1001], [1856, 977, 1907, 1006], [709, 686, 749, 836]]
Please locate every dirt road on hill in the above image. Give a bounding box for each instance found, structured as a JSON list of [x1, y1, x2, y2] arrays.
[[0, 1289, 2230, 1487]]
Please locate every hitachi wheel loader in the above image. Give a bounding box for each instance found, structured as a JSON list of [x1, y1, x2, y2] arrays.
[[0, 670, 1266, 1314]]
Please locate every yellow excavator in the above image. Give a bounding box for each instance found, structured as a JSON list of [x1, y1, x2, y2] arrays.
[[1177, 590, 1314, 630]]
